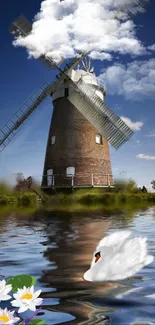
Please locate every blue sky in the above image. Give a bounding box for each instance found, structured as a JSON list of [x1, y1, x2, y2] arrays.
[[0, 0, 155, 190]]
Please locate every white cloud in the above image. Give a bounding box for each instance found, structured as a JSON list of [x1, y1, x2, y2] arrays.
[[120, 116, 144, 131], [12, 0, 148, 62], [148, 44, 155, 51], [135, 139, 141, 143], [99, 58, 155, 99], [146, 133, 155, 137], [89, 51, 112, 61], [136, 154, 155, 160]]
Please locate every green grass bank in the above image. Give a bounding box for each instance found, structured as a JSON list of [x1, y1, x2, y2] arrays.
[[0, 178, 155, 212], [0, 188, 155, 211]]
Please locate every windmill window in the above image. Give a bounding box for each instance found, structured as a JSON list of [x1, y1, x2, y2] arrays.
[[47, 169, 53, 187], [51, 135, 56, 145], [66, 166, 75, 177], [64, 87, 69, 97], [96, 134, 102, 144]]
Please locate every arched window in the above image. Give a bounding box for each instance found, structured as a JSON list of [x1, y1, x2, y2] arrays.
[[96, 134, 102, 144], [66, 166, 75, 177], [47, 169, 53, 187], [51, 135, 56, 145]]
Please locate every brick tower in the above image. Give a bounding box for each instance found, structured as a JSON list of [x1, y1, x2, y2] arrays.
[[42, 68, 113, 189]]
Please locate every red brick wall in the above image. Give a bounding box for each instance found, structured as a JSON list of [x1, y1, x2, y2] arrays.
[[42, 97, 113, 187]]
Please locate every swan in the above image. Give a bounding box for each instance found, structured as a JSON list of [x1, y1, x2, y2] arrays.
[[83, 230, 154, 282]]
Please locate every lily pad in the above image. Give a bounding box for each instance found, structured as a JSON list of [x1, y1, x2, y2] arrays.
[[19, 319, 47, 325], [6, 274, 36, 292], [29, 320, 47, 325]]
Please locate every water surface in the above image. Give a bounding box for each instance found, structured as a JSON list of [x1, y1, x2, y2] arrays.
[[0, 207, 155, 324]]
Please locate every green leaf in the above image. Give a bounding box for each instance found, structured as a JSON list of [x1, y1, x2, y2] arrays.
[[6, 274, 36, 292], [29, 319, 47, 325], [18, 321, 47, 325]]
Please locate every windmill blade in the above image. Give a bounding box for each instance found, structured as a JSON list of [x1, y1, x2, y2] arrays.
[[67, 86, 126, 150], [46, 52, 87, 78], [0, 53, 86, 152], [78, 79, 133, 138], [0, 82, 54, 152], [68, 79, 133, 149], [76, 79, 133, 148], [10, 15, 64, 68], [10, 15, 32, 37], [39, 55, 64, 69]]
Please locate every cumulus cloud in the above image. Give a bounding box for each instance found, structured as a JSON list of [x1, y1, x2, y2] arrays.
[[99, 58, 155, 99], [148, 44, 155, 51], [136, 154, 155, 160], [12, 0, 149, 62], [121, 116, 144, 131]]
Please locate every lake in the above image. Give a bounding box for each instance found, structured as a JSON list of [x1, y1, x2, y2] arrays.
[[0, 206, 155, 324]]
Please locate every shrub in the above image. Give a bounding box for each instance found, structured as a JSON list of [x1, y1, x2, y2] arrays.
[[18, 194, 37, 206], [0, 195, 8, 205], [0, 183, 12, 195], [113, 178, 140, 194]]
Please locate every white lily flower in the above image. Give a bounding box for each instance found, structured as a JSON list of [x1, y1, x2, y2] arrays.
[[11, 286, 43, 313], [0, 307, 20, 324], [0, 280, 12, 302]]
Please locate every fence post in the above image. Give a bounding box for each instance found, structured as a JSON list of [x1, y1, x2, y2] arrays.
[[107, 174, 110, 187], [52, 175, 55, 187], [91, 174, 94, 187], [71, 175, 74, 187]]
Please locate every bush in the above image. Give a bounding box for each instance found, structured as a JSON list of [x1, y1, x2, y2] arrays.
[[0, 183, 12, 195], [0, 195, 8, 205], [18, 194, 37, 206], [113, 178, 140, 194]]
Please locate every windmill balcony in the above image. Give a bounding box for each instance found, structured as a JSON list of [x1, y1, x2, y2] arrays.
[[41, 173, 114, 189]]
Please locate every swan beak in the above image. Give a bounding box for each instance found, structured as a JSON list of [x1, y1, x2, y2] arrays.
[[95, 255, 101, 263]]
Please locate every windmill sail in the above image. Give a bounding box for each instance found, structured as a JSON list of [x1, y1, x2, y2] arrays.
[[0, 55, 85, 152], [68, 79, 133, 149], [10, 15, 32, 37], [0, 82, 53, 151], [10, 15, 64, 68], [77, 79, 133, 137]]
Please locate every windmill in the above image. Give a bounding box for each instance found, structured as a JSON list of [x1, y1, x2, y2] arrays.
[[0, 15, 134, 189]]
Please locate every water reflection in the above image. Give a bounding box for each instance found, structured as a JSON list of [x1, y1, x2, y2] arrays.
[[0, 207, 154, 324], [40, 218, 119, 323]]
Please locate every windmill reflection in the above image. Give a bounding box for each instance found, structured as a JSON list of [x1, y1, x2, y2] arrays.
[[39, 216, 118, 323]]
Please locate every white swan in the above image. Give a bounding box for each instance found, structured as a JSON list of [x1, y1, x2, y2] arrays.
[[83, 230, 154, 282]]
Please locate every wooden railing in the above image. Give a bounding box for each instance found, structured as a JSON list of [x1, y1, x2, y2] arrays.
[[41, 173, 114, 188]]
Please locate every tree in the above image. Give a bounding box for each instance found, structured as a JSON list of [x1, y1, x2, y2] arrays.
[[141, 186, 147, 193], [14, 173, 26, 192], [126, 178, 139, 193], [151, 180, 155, 190], [114, 178, 139, 193]]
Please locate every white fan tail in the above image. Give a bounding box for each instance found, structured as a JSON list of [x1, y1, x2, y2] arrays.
[[96, 230, 132, 251], [144, 255, 154, 265]]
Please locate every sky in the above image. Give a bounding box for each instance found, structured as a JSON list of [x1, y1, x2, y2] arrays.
[[0, 0, 155, 190]]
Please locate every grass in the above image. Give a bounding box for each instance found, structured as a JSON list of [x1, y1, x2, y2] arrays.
[[0, 192, 37, 206], [0, 179, 155, 213]]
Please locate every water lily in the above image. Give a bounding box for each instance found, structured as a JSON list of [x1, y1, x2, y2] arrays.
[[0, 308, 20, 324], [11, 286, 43, 313], [0, 280, 12, 302]]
